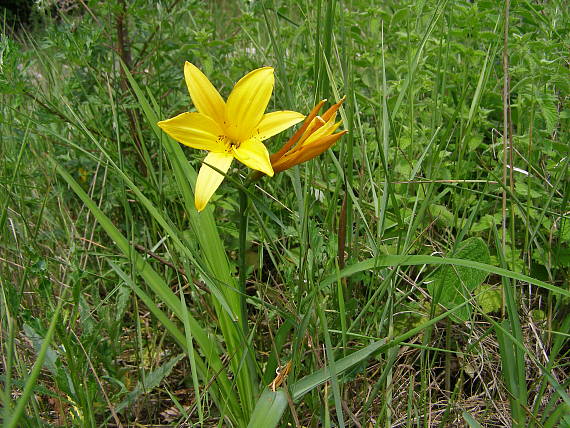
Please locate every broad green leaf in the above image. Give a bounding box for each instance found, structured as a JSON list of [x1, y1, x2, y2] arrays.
[[475, 284, 502, 314], [247, 389, 288, 428], [427, 237, 490, 322], [429, 204, 455, 227]]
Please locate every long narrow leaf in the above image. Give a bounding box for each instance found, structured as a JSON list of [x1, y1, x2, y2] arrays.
[[51, 158, 240, 418], [246, 389, 289, 428], [320, 255, 570, 298], [6, 293, 64, 428]]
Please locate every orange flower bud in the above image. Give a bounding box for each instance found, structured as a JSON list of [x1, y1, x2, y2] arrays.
[[271, 98, 347, 173]]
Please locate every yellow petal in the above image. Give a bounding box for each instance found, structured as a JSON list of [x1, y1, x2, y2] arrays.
[[233, 138, 274, 177], [301, 131, 346, 159], [158, 112, 225, 151], [254, 111, 305, 141], [195, 152, 234, 212], [297, 116, 327, 145], [184, 62, 226, 124], [225, 67, 274, 141], [303, 120, 342, 147]]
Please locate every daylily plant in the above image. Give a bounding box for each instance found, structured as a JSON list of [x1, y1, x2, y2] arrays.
[[158, 62, 304, 211]]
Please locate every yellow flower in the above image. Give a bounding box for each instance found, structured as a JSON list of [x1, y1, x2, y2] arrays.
[[158, 62, 305, 211], [271, 97, 347, 173]]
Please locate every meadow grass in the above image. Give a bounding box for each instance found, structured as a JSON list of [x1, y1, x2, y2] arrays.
[[1, 0, 569, 426]]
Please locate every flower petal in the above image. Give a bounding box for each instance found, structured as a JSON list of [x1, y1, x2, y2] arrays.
[[270, 100, 326, 163], [233, 138, 274, 177], [302, 120, 342, 147], [195, 152, 234, 212], [272, 131, 347, 173], [158, 112, 225, 151], [297, 116, 327, 145], [254, 111, 305, 141], [184, 62, 226, 124], [321, 96, 346, 121], [225, 67, 274, 141]]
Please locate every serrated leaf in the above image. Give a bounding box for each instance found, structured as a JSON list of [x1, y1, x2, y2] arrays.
[[538, 97, 558, 134], [116, 354, 184, 413], [427, 238, 491, 322], [475, 284, 502, 314], [471, 214, 500, 233], [515, 182, 542, 199], [429, 204, 454, 227], [23, 324, 59, 375]]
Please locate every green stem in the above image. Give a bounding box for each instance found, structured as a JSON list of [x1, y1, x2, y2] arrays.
[[238, 188, 249, 338], [238, 183, 260, 400]]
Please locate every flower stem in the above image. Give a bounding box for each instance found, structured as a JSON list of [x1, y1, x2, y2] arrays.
[[238, 188, 249, 337], [238, 186, 260, 398]]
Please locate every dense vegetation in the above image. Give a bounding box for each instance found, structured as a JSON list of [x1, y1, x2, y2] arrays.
[[1, 0, 569, 426]]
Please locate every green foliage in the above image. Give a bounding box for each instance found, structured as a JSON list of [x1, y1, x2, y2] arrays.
[[247, 389, 288, 428], [115, 354, 185, 413], [1, 0, 569, 426], [427, 237, 491, 322], [475, 284, 502, 315]]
